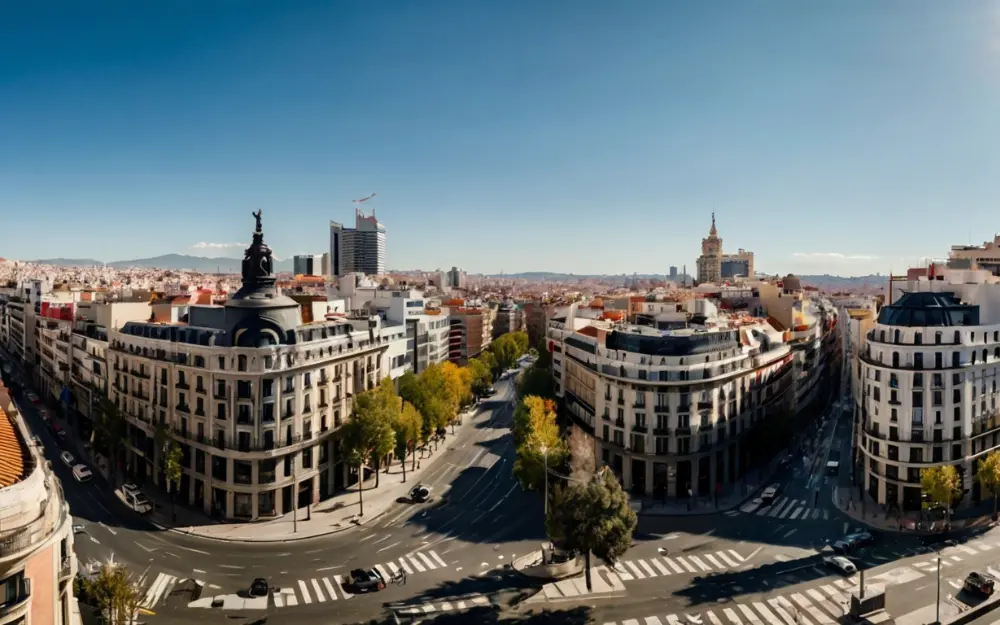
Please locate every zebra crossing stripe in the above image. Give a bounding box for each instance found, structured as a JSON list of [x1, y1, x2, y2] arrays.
[[753, 601, 783, 625], [375, 565, 392, 581], [724, 608, 742, 625], [728, 550, 745, 562], [311, 579, 325, 602], [706, 610, 724, 625], [322, 577, 338, 601], [650, 558, 671, 575], [717, 552, 739, 567], [407, 555, 427, 572], [430, 551, 448, 567], [704, 553, 724, 569], [637, 560, 657, 577], [767, 598, 796, 625], [689, 555, 712, 572], [625, 561, 646, 578], [767, 498, 788, 517], [676, 557, 698, 573], [738, 603, 763, 625], [789, 507, 804, 520], [664, 558, 685, 574], [417, 552, 437, 570], [386, 561, 400, 576], [645, 617, 664, 625], [399, 558, 414, 574], [298, 580, 312, 604], [615, 563, 634, 581]]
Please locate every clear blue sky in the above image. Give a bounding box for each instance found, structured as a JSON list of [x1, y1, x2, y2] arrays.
[[2, 0, 999, 276]]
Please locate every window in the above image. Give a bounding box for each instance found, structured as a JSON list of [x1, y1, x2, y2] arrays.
[[892, 352, 899, 368], [218, 356, 226, 370], [955, 331, 961, 344], [953, 352, 961, 367], [238, 355, 247, 371], [936, 331, 942, 345], [263, 379, 273, 398]]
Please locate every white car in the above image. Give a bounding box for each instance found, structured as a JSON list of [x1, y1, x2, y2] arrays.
[[60, 451, 75, 467], [71, 464, 92, 483], [823, 555, 857, 574]]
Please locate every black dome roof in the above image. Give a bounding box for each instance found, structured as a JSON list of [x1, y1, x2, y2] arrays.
[[877, 291, 979, 327]]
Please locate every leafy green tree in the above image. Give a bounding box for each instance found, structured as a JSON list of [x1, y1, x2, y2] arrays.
[[82, 557, 145, 625], [546, 469, 637, 591], [510, 330, 530, 356], [164, 440, 183, 520], [491, 334, 520, 372], [518, 365, 554, 399], [979, 451, 1000, 518], [398, 370, 423, 405], [351, 380, 398, 488], [467, 358, 492, 396], [921, 465, 961, 521], [393, 401, 423, 482], [478, 350, 499, 380], [373, 378, 402, 484]]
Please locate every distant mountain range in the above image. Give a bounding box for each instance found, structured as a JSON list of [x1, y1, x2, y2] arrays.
[[489, 271, 889, 290], [31, 255, 294, 273]]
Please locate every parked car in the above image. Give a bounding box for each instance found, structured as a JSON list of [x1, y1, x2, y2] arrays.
[[72, 464, 92, 483], [120, 489, 152, 514], [964, 572, 995, 597], [847, 532, 875, 547], [823, 555, 857, 575], [121, 483, 141, 495], [249, 578, 270, 597], [485, 387, 497, 396], [60, 451, 75, 467], [345, 568, 385, 593], [26, 392, 39, 404], [761, 484, 781, 506], [832, 540, 853, 554]]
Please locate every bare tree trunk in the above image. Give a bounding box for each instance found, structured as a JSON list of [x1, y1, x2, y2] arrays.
[[401, 453, 407, 483], [374, 455, 381, 488], [584, 551, 592, 591], [411, 445, 417, 472]]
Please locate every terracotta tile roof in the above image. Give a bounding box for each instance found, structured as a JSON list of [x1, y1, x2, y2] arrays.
[[0, 406, 25, 488]]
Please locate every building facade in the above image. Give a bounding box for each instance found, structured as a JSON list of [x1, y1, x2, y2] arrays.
[[447, 307, 494, 365], [493, 302, 524, 338], [0, 383, 81, 625], [104, 214, 387, 520], [695, 215, 755, 284], [854, 267, 1000, 512], [548, 302, 799, 499], [328, 210, 387, 278]]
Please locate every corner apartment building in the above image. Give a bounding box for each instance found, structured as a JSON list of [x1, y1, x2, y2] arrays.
[[854, 265, 1000, 512], [103, 217, 387, 520], [446, 306, 495, 365], [548, 299, 797, 499], [0, 383, 81, 625]]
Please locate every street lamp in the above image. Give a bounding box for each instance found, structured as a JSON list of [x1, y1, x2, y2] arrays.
[[935, 556, 942, 625], [541, 445, 549, 517]]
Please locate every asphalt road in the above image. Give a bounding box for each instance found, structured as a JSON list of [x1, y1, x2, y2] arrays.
[[4, 356, 548, 625]]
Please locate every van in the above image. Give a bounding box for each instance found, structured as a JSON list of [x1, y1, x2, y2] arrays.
[[71, 464, 92, 483], [761, 484, 781, 505], [827, 461, 840, 476]]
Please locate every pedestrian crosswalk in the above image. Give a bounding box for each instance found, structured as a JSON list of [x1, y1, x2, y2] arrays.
[[601, 579, 861, 625], [394, 593, 491, 617], [614, 549, 750, 582], [139, 572, 221, 609], [188, 548, 450, 610], [740, 496, 831, 521]]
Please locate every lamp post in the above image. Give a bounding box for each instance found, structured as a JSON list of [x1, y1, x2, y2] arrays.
[[935, 556, 942, 625], [541, 445, 549, 517]]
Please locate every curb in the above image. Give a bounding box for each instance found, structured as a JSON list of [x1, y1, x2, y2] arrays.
[[637, 471, 776, 519], [150, 508, 392, 544], [829, 487, 996, 536]]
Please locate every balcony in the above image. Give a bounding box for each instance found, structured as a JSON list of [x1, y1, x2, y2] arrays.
[[697, 401, 713, 410], [653, 427, 671, 436], [633, 403, 646, 410], [176, 381, 190, 390], [259, 470, 276, 484], [614, 418, 625, 429], [0, 578, 30, 617], [654, 405, 669, 414], [675, 426, 691, 436], [632, 424, 648, 434], [131, 368, 150, 379], [176, 403, 190, 414], [214, 388, 228, 400], [234, 473, 253, 485]]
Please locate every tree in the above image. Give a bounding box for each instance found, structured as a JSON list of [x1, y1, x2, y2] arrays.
[[921, 465, 961, 521], [513, 396, 564, 491], [372, 378, 402, 484], [164, 440, 183, 521], [343, 382, 398, 513], [92, 389, 126, 486], [342, 419, 371, 517], [509, 330, 530, 356], [467, 358, 492, 397], [979, 451, 1000, 518], [546, 469, 637, 591], [415, 363, 465, 443], [82, 557, 146, 625], [478, 350, 499, 380], [491, 334, 520, 372], [393, 401, 423, 483], [517, 365, 554, 399]]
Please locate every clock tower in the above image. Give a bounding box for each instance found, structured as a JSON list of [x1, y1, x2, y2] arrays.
[[696, 213, 723, 284]]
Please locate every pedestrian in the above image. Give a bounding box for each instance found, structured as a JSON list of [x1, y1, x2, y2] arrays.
[[402, 568, 407, 585]]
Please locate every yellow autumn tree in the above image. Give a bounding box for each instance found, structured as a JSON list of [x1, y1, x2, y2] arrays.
[[513, 396, 565, 490]]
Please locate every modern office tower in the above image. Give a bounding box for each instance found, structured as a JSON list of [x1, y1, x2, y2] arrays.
[[293, 254, 325, 277], [328, 209, 386, 278]]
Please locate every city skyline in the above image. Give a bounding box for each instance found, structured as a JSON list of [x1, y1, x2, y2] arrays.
[[4, 1, 1000, 275]]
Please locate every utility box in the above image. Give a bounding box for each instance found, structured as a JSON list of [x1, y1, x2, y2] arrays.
[[850, 586, 887, 618]]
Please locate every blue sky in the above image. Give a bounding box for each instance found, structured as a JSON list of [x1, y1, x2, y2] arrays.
[[2, 1, 1000, 276]]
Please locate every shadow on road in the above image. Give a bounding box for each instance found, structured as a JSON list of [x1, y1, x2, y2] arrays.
[[354, 605, 593, 625]]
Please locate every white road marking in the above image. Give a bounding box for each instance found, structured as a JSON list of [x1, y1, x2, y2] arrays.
[[377, 541, 400, 553], [322, 577, 338, 601], [311, 578, 325, 602], [218, 565, 244, 570], [783, 529, 797, 539], [192, 569, 206, 574], [298, 579, 313, 603], [429, 551, 448, 567], [99, 522, 117, 536], [180, 546, 210, 555]]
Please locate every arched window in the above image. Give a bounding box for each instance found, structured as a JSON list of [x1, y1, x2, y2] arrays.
[[915, 332, 922, 345], [935, 331, 942, 345], [955, 331, 961, 344], [238, 354, 247, 371], [984, 349, 989, 363], [894, 329, 902, 343], [892, 352, 900, 368]]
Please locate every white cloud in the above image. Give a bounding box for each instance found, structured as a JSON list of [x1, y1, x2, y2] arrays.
[[192, 242, 245, 250], [792, 252, 879, 261]]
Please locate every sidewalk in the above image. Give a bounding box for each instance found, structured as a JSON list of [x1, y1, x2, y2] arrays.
[[151, 416, 480, 543], [635, 465, 776, 517], [832, 485, 997, 534]]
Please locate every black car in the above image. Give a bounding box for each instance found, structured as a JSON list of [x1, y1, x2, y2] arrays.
[[964, 572, 995, 597], [249, 578, 270, 597], [409, 485, 431, 503], [346, 568, 385, 593]]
